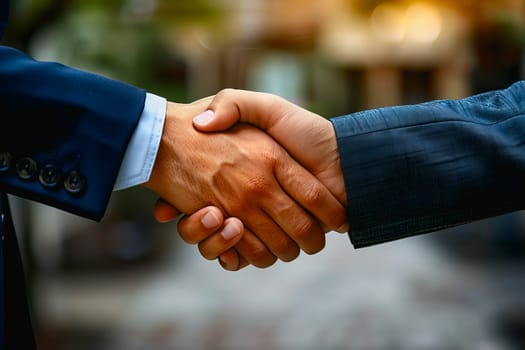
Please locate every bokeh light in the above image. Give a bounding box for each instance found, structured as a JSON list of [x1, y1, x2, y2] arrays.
[[370, 3, 406, 43], [371, 2, 443, 44], [406, 2, 442, 43]]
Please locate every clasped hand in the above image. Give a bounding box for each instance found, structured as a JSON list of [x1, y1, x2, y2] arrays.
[[144, 90, 349, 270]]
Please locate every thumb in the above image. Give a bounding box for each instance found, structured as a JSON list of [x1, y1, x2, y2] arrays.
[[193, 89, 278, 132], [193, 89, 292, 133], [193, 109, 239, 132]]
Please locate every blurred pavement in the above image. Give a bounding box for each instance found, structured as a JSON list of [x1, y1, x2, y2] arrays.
[[97, 231, 524, 350]]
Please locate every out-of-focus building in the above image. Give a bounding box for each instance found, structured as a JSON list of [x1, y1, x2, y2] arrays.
[[155, 0, 524, 115]]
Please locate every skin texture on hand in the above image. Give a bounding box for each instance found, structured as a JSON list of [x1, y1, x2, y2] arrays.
[[156, 89, 349, 271], [153, 200, 248, 271], [195, 89, 348, 212], [145, 98, 347, 268]]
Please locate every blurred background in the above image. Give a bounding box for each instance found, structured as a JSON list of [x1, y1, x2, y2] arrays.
[[2, 0, 525, 349]]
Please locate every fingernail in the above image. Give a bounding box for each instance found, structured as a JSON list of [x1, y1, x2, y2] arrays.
[[193, 110, 215, 126], [201, 211, 220, 229], [221, 223, 240, 240]]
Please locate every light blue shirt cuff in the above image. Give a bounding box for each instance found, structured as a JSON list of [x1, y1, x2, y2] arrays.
[[113, 93, 167, 191]]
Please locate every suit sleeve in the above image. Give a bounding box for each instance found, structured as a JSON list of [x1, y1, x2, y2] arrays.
[[331, 81, 525, 248], [0, 46, 146, 220]]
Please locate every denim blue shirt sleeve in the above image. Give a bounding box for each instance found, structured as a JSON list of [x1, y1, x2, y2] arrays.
[[331, 81, 525, 248], [113, 93, 166, 191]]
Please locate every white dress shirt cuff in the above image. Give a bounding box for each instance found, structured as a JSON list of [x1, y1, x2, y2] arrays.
[[113, 93, 166, 191]]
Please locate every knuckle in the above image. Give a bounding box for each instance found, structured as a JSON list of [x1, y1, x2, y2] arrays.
[[248, 244, 269, 262], [263, 149, 279, 167], [274, 237, 300, 262], [292, 217, 319, 242], [286, 215, 325, 255], [226, 203, 245, 217], [244, 175, 272, 196], [215, 88, 237, 102], [247, 245, 276, 268], [302, 184, 324, 207]]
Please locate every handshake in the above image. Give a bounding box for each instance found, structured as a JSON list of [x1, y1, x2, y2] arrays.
[[143, 89, 349, 271]]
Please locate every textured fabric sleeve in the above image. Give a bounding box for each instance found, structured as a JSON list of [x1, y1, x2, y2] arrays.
[[0, 45, 146, 220], [331, 81, 525, 248]]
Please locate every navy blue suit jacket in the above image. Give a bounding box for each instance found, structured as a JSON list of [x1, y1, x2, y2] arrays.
[[332, 81, 525, 248], [1, 0, 146, 347]]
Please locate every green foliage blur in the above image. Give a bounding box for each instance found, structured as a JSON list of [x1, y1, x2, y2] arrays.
[[4, 0, 230, 102]]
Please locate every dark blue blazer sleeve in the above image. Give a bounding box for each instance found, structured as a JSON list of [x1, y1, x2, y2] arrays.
[[0, 46, 146, 221], [331, 81, 525, 248]]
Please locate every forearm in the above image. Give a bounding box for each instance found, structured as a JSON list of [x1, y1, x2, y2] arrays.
[[332, 80, 525, 247]]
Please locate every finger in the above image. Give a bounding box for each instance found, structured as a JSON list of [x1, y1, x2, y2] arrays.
[[198, 218, 244, 259], [261, 191, 326, 255], [153, 198, 181, 223], [275, 155, 347, 234], [177, 206, 224, 244], [192, 90, 347, 232], [192, 91, 346, 233], [336, 222, 350, 233], [239, 209, 300, 263], [237, 256, 250, 270], [218, 249, 240, 271], [192, 89, 282, 132], [193, 109, 238, 131], [219, 250, 250, 271], [233, 226, 278, 268]]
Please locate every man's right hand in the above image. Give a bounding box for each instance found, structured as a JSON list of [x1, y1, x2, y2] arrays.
[[194, 89, 348, 213], [145, 97, 347, 269], [155, 89, 349, 271]]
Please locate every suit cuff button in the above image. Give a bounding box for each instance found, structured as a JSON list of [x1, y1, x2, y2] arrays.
[[0, 152, 12, 173], [39, 164, 61, 188], [16, 157, 38, 180], [64, 170, 86, 195]]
